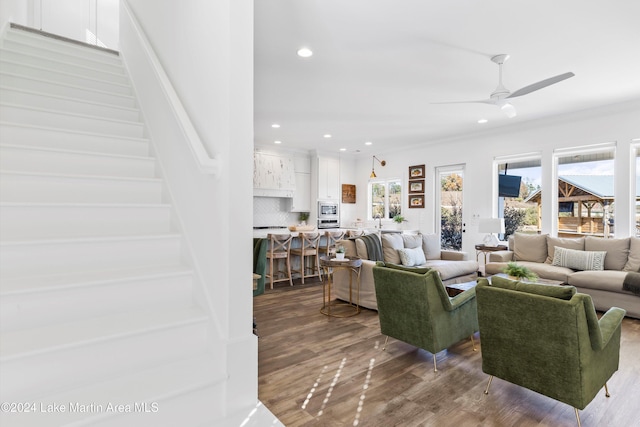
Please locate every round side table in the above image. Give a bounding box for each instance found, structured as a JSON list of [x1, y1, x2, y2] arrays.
[[319, 256, 362, 317]]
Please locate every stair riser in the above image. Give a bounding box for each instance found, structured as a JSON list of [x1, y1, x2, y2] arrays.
[[0, 87, 141, 122], [1, 274, 193, 331], [0, 124, 149, 156], [0, 174, 163, 204], [0, 204, 171, 240], [0, 50, 129, 84], [0, 60, 131, 95], [1, 321, 208, 402], [0, 237, 182, 278], [0, 73, 135, 107], [0, 146, 155, 178], [3, 31, 122, 68], [0, 104, 145, 138]]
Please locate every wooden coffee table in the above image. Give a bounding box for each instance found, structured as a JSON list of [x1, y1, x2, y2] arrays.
[[445, 280, 478, 297]]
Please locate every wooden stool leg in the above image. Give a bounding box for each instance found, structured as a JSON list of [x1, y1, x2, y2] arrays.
[[287, 255, 293, 286]]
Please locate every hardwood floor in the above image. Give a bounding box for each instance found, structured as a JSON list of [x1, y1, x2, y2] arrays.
[[255, 279, 640, 427]]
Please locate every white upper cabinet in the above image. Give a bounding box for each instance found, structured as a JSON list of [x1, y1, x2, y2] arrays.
[[317, 156, 339, 200], [253, 152, 296, 197]]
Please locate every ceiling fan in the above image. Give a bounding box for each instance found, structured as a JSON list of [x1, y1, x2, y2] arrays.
[[434, 54, 575, 118]]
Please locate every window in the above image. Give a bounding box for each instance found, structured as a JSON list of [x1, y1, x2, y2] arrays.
[[369, 179, 402, 219], [554, 145, 615, 238], [495, 156, 541, 239]]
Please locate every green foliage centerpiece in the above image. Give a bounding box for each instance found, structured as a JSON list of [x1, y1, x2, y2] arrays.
[[502, 262, 538, 281]]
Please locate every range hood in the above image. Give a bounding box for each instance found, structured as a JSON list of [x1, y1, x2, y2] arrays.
[[253, 151, 295, 198]]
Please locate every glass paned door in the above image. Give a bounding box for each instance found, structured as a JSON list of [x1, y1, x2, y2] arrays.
[[437, 165, 464, 251]]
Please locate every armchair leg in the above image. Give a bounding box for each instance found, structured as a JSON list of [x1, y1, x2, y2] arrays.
[[432, 354, 437, 372], [382, 336, 389, 351], [574, 408, 581, 427], [484, 375, 494, 395], [470, 334, 477, 351], [604, 382, 610, 398]]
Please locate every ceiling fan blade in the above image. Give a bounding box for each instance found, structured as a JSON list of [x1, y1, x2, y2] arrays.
[[507, 72, 575, 99], [431, 99, 494, 105]]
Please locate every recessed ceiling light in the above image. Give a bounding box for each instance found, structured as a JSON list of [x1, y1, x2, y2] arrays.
[[271, 123, 280, 128], [324, 134, 332, 138], [478, 119, 488, 124], [274, 140, 282, 144], [297, 47, 313, 58], [365, 141, 372, 146], [339, 148, 346, 152]]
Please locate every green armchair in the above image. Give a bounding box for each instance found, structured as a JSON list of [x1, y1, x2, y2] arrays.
[[372, 263, 479, 371], [476, 276, 625, 426], [253, 238, 267, 297]]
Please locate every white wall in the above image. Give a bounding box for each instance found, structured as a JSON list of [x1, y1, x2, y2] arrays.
[[351, 101, 640, 254], [121, 0, 255, 417], [0, 0, 34, 30]]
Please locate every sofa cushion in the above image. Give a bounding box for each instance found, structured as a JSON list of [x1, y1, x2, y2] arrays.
[[402, 233, 423, 249], [337, 239, 358, 258], [514, 233, 548, 263], [421, 233, 442, 260], [491, 274, 577, 300], [398, 246, 427, 267], [624, 237, 640, 272], [423, 260, 478, 281], [568, 270, 628, 292], [545, 236, 585, 264], [552, 246, 606, 271], [585, 236, 630, 270], [355, 239, 368, 259], [381, 233, 404, 264]]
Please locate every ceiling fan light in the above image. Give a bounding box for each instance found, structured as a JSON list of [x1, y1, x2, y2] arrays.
[[501, 102, 517, 118]]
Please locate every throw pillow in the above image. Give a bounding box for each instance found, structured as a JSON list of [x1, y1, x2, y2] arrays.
[[514, 233, 548, 263], [584, 236, 630, 271], [398, 246, 427, 267], [545, 236, 585, 264], [381, 233, 404, 264], [402, 234, 423, 249], [624, 237, 640, 272], [552, 246, 606, 271], [421, 233, 442, 260]]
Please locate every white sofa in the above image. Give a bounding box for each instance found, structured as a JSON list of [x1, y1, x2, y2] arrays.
[[485, 233, 640, 318], [332, 232, 479, 310]]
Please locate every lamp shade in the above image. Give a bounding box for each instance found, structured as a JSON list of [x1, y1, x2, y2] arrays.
[[478, 218, 505, 234]]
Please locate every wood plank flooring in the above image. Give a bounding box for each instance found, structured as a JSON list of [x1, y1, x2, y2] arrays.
[[255, 279, 640, 427]]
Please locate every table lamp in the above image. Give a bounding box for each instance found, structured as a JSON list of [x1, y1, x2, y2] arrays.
[[479, 218, 505, 246]]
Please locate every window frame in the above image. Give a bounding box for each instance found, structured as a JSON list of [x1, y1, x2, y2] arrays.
[[368, 178, 402, 220]]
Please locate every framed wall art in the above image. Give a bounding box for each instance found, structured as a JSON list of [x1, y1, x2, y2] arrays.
[[409, 179, 424, 194], [342, 184, 356, 203], [409, 195, 424, 208], [408, 164, 425, 179]]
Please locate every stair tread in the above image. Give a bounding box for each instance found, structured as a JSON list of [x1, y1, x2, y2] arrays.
[[0, 46, 126, 77], [2, 353, 225, 426], [1, 306, 208, 361], [1, 101, 144, 127], [0, 70, 135, 101], [0, 142, 155, 162], [0, 85, 138, 112], [0, 121, 149, 145], [0, 264, 192, 296], [0, 170, 162, 183], [0, 232, 181, 246]]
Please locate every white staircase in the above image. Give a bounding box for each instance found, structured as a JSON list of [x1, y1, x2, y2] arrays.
[[0, 25, 226, 426]]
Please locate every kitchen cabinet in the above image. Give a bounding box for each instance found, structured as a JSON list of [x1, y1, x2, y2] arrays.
[[290, 172, 311, 212], [318, 156, 340, 200], [253, 151, 295, 197]]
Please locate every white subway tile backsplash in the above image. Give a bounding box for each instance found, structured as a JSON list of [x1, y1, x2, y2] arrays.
[[253, 197, 299, 227]]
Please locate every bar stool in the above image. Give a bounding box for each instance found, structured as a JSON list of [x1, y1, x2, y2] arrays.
[[321, 230, 346, 257], [265, 233, 293, 289], [346, 229, 365, 238], [290, 232, 323, 284]]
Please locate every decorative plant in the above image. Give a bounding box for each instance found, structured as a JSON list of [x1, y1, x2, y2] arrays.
[[503, 262, 538, 281], [299, 212, 309, 222], [393, 215, 406, 224], [335, 246, 345, 254]]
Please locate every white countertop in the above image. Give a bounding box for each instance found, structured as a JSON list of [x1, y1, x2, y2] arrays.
[[253, 227, 351, 239]]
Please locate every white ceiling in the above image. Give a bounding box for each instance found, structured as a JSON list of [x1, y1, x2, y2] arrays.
[[254, 0, 640, 156]]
